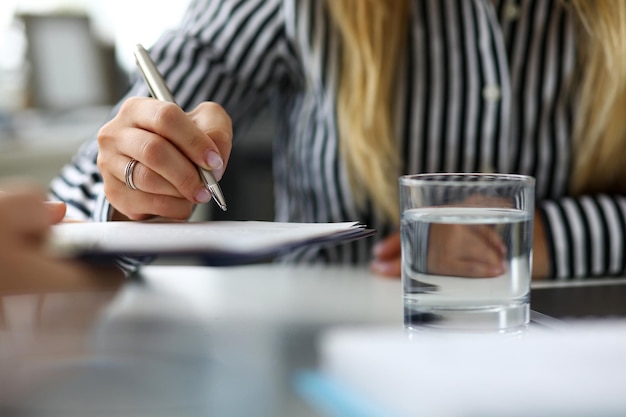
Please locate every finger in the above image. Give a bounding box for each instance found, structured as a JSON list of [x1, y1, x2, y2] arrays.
[[44, 201, 67, 224], [0, 191, 51, 239], [458, 226, 505, 268], [457, 245, 504, 275], [473, 224, 507, 256], [455, 259, 505, 278], [101, 126, 210, 203], [121, 98, 231, 177], [107, 155, 183, 198], [372, 232, 401, 261], [128, 156, 213, 204], [426, 224, 505, 277], [370, 258, 401, 278], [456, 241, 505, 276], [187, 101, 233, 179], [105, 181, 194, 221], [429, 251, 504, 278]]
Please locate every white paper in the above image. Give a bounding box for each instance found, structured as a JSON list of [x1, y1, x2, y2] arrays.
[[50, 220, 373, 262], [316, 322, 626, 417]]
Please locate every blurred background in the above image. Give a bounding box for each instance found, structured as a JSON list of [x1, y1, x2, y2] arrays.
[[0, 0, 275, 221]]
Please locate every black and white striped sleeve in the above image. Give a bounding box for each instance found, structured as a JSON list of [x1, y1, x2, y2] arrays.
[[539, 195, 626, 280], [145, 0, 301, 126]]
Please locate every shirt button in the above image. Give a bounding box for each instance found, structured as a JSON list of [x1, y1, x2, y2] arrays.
[[482, 84, 501, 102], [504, 0, 521, 21]]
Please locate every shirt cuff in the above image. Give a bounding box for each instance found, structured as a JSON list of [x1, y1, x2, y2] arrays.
[[92, 191, 112, 222]]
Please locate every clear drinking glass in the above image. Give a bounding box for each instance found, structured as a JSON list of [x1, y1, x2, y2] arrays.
[[399, 173, 535, 331]]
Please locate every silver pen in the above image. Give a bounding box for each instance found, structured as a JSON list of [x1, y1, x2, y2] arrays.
[[133, 43, 227, 211]]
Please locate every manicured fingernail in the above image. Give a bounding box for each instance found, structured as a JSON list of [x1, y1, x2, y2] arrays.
[[205, 150, 223, 171], [195, 188, 211, 203], [372, 242, 383, 257], [370, 260, 390, 274]]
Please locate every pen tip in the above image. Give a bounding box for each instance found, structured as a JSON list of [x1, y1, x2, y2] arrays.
[[207, 184, 227, 212]]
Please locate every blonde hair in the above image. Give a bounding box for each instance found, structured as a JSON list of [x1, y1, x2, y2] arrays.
[[570, 0, 626, 195], [327, 0, 409, 224], [328, 0, 626, 224]]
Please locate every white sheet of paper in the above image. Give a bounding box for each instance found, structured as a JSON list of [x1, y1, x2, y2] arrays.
[[313, 322, 626, 417], [51, 221, 372, 258]]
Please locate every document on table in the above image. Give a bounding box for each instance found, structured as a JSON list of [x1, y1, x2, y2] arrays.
[[297, 322, 626, 417], [51, 221, 375, 265]]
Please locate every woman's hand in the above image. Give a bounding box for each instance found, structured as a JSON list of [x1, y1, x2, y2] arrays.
[[371, 209, 550, 279], [370, 225, 506, 279], [425, 223, 506, 277], [370, 232, 402, 277], [0, 185, 124, 294], [97, 98, 233, 221]]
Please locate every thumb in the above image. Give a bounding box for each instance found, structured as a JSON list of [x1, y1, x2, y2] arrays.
[[45, 201, 67, 224]]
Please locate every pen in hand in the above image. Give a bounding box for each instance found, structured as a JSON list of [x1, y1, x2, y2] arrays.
[[133, 43, 227, 211]]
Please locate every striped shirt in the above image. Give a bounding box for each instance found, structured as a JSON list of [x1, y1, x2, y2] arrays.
[[50, 0, 626, 280]]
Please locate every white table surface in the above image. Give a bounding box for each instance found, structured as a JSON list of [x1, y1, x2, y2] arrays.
[[133, 264, 401, 324]]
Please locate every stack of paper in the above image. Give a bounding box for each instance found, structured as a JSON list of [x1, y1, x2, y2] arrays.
[[51, 221, 375, 265]]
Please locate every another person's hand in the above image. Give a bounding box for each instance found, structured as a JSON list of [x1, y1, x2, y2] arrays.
[[370, 225, 506, 279], [0, 185, 124, 294], [97, 98, 233, 221]]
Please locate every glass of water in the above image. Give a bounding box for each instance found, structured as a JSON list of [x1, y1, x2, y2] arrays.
[[399, 173, 535, 331]]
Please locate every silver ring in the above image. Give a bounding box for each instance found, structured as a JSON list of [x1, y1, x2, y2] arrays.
[[124, 158, 139, 190]]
